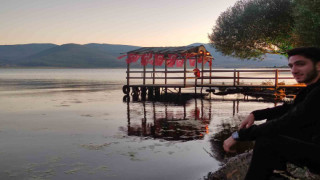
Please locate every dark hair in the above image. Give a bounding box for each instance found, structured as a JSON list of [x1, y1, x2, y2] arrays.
[[287, 47, 320, 63]]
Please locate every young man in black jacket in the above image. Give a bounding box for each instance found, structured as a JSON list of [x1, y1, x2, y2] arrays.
[[223, 47, 320, 180]]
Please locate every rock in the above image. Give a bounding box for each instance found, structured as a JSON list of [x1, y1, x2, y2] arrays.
[[208, 151, 252, 180], [286, 164, 320, 180], [207, 151, 320, 180]]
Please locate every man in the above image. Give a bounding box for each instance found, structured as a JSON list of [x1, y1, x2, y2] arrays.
[[223, 47, 320, 180]]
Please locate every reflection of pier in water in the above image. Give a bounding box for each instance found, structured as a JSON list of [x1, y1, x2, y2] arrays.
[[125, 98, 211, 141], [124, 95, 279, 142]]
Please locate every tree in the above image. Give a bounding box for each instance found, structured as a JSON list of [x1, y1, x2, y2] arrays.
[[292, 0, 320, 47], [209, 0, 320, 59]]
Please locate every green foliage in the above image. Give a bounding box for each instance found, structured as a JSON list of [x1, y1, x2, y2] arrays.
[[209, 0, 320, 59], [292, 0, 320, 47]]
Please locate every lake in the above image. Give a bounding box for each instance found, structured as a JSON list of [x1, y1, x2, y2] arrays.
[[0, 68, 278, 180]]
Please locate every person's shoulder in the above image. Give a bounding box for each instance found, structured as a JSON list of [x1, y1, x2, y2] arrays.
[[310, 81, 320, 94], [305, 82, 320, 102]]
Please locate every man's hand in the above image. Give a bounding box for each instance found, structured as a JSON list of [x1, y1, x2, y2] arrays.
[[223, 136, 237, 153], [239, 113, 255, 129]]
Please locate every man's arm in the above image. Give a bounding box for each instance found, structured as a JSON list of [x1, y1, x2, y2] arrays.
[[226, 102, 291, 152], [251, 103, 291, 121], [223, 105, 294, 153], [239, 113, 255, 129], [238, 86, 320, 141], [223, 136, 237, 153], [223, 132, 239, 153], [239, 103, 291, 130]]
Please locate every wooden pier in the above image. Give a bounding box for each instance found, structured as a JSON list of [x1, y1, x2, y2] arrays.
[[120, 45, 305, 98]]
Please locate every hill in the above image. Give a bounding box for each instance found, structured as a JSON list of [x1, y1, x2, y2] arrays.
[[0, 43, 57, 66], [0, 43, 140, 68], [0, 43, 288, 68], [18, 44, 139, 68]]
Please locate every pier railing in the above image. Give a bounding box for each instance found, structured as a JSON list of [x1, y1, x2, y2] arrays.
[[126, 68, 303, 88]]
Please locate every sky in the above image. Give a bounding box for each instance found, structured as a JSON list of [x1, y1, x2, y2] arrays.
[[0, 0, 239, 47]]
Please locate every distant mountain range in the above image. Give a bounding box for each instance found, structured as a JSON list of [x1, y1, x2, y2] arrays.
[[0, 43, 289, 68]]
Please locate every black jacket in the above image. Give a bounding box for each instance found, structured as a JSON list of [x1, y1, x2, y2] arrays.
[[238, 79, 320, 145]]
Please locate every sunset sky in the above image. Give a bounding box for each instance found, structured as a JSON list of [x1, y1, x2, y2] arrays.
[[1, 0, 239, 47]]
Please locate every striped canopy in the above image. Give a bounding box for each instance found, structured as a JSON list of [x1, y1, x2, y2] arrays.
[[127, 45, 211, 56]]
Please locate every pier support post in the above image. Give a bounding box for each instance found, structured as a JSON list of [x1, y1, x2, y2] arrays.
[[165, 56, 168, 94], [153, 55, 156, 84], [275, 69, 279, 89], [127, 59, 130, 87], [195, 56, 198, 94], [237, 71, 240, 85], [143, 65, 146, 85], [201, 54, 204, 85], [141, 87, 147, 100], [233, 69, 236, 86], [184, 57, 187, 87], [210, 58, 212, 85], [148, 87, 154, 99], [155, 87, 160, 98]]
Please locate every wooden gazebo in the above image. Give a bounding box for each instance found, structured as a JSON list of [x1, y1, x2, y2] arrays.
[[120, 45, 214, 95]]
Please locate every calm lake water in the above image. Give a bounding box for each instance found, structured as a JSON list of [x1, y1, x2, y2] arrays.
[[0, 68, 278, 180]]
